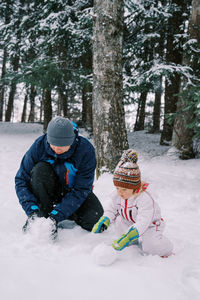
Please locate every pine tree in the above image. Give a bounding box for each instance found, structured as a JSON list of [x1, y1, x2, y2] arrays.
[[123, 0, 192, 135], [0, 0, 94, 124], [123, 0, 171, 131]]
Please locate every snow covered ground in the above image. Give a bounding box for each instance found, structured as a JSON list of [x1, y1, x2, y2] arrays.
[[0, 122, 200, 300]]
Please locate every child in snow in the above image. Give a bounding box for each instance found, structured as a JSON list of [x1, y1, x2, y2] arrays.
[[92, 149, 173, 257]]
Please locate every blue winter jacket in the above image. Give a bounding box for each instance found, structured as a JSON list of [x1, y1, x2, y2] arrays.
[[15, 125, 96, 223]]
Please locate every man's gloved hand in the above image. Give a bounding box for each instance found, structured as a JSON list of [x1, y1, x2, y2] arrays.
[[112, 227, 139, 251], [30, 205, 41, 215], [22, 213, 38, 233], [92, 216, 110, 233], [48, 216, 58, 240], [22, 205, 42, 233]]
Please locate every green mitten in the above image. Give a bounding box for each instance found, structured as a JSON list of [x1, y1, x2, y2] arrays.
[[92, 216, 110, 233], [112, 227, 139, 251]]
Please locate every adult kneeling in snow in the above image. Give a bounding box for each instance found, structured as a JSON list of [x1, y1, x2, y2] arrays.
[[15, 116, 103, 239]]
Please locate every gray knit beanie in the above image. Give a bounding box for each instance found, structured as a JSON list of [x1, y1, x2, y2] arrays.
[[47, 116, 75, 146]]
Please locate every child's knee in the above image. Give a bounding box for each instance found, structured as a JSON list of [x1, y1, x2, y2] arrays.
[[142, 237, 173, 256]]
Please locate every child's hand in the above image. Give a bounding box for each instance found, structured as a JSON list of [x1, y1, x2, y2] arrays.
[[112, 227, 139, 251], [92, 216, 110, 233]]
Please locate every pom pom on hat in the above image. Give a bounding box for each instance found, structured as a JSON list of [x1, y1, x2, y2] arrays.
[[113, 149, 141, 190], [120, 149, 138, 164]]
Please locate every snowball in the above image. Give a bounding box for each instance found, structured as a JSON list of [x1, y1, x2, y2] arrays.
[[28, 217, 55, 243], [92, 243, 118, 266]]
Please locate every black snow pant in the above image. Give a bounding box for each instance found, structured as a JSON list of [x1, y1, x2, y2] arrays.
[[30, 161, 104, 232]]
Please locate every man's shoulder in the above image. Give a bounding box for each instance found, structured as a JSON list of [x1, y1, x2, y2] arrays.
[[28, 134, 47, 155], [78, 136, 94, 151], [72, 136, 95, 165], [31, 134, 46, 147]]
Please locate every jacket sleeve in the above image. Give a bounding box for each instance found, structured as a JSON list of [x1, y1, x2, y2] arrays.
[[133, 192, 155, 236], [15, 140, 41, 216], [51, 143, 96, 222]]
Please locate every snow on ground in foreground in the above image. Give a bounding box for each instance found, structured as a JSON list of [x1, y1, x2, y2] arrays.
[[0, 122, 200, 300]]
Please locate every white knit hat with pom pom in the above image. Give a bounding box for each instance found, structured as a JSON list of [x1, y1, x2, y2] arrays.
[[113, 149, 141, 190]]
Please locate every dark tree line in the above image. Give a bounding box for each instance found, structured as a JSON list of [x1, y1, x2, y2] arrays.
[[0, 0, 94, 131]]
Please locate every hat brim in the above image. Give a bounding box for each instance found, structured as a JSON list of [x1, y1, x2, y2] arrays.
[[47, 135, 75, 147]]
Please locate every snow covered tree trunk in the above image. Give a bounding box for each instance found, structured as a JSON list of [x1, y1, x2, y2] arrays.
[[172, 0, 200, 159], [93, 0, 128, 177]]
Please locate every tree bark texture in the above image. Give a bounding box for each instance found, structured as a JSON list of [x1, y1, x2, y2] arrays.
[[57, 87, 68, 118], [43, 89, 52, 132], [21, 93, 28, 123], [62, 91, 68, 118], [5, 82, 17, 121], [152, 76, 162, 133], [28, 85, 36, 122], [161, 74, 180, 144], [134, 92, 147, 131], [172, 0, 200, 158], [160, 0, 188, 144], [0, 49, 7, 121], [82, 82, 93, 131], [5, 54, 19, 122], [93, 0, 128, 177]]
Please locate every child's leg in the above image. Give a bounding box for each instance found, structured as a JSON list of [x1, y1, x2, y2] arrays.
[[141, 221, 173, 256]]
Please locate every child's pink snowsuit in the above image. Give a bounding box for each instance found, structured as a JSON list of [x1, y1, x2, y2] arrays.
[[104, 184, 173, 257]]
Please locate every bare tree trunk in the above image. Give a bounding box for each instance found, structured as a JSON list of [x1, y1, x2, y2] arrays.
[[172, 0, 200, 159], [28, 85, 36, 122], [82, 82, 93, 132], [0, 0, 11, 121], [172, 95, 195, 158], [152, 76, 162, 133], [93, 0, 128, 177], [0, 49, 7, 121], [57, 88, 68, 117], [81, 47, 93, 132], [134, 91, 147, 131], [21, 93, 28, 122], [57, 91, 62, 116], [62, 92, 68, 118], [43, 89, 52, 132], [39, 94, 43, 123], [160, 74, 181, 144], [5, 83, 17, 121], [160, 0, 187, 144], [5, 54, 19, 121]]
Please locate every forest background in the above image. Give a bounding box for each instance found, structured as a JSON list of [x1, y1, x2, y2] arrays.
[[0, 0, 200, 175]]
